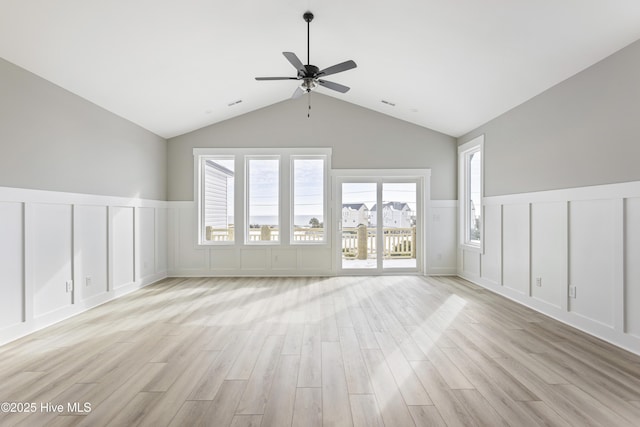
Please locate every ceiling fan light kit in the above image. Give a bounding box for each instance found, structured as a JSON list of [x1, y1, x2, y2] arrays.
[[255, 11, 357, 115]]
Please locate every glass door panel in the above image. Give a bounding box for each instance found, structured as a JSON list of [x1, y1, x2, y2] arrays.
[[341, 182, 377, 269], [382, 183, 417, 269]]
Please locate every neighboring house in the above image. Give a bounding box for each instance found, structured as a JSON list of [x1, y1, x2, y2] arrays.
[[342, 203, 369, 227], [370, 202, 412, 227], [204, 160, 234, 230]]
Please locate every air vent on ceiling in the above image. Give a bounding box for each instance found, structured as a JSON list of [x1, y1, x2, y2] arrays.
[[227, 100, 243, 107], [381, 100, 396, 107]]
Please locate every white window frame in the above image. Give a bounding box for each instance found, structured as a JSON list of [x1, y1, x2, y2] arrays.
[[193, 147, 331, 247], [458, 135, 484, 252], [290, 154, 329, 245]]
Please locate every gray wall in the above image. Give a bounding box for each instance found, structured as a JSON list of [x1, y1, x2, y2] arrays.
[[0, 58, 167, 200], [168, 94, 457, 201], [460, 39, 640, 197]]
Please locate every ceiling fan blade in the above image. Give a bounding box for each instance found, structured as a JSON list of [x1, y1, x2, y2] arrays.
[[318, 79, 350, 93], [292, 87, 305, 99], [283, 52, 305, 73], [255, 77, 298, 80], [318, 60, 357, 77]]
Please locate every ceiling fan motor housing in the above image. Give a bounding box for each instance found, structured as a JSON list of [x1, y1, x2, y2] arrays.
[[300, 64, 319, 78]]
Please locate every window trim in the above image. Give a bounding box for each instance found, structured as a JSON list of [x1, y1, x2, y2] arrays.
[[458, 135, 484, 253], [193, 147, 331, 248]]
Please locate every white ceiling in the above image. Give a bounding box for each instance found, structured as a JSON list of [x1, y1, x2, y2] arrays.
[[2, 1, 640, 139]]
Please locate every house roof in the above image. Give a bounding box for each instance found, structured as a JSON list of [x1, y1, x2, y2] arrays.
[[342, 203, 368, 211], [371, 202, 410, 211], [1, 1, 640, 139]]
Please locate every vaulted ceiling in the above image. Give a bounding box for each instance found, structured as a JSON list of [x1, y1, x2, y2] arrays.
[[2, 1, 640, 139]]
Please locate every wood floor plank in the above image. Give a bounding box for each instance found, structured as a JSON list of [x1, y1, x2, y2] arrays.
[[1, 276, 640, 427], [297, 324, 322, 388], [408, 405, 448, 427], [235, 335, 284, 415], [188, 329, 251, 400], [229, 414, 262, 427], [167, 401, 211, 427], [339, 327, 373, 394], [451, 389, 509, 427], [261, 354, 300, 426], [441, 347, 540, 426], [321, 341, 353, 427], [349, 394, 384, 427], [136, 351, 221, 427], [410, 360, 478, 427], [291, 388, 322, 427], [374, 331, 432, 405], [362, 348, 416, 427], [201, 380, 248, 427]]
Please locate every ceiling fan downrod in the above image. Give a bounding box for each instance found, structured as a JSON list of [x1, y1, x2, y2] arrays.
[[304, 12, 313, 65]]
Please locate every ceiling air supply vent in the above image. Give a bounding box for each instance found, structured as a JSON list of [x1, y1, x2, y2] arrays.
[[381, 100, 396, 106]]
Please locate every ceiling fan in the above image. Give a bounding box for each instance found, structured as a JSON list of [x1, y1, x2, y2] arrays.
[[255, 11, 357, 100]]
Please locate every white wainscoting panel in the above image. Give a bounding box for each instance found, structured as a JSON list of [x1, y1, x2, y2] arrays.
[[272, 249, 297, 270], [209, 248, 240, 271], [241, 249, 269, 270], [460, 181, 640, 355], [428, 202, 457, 275], [502, 203, 530, 296], [74, 205, 108, 302], [568, 199, 615, 327], [172, 204, 208, 272], [298, 248, 332, 272], [0, 186, 168, 346], [31, 203, 73, 319], [0, 202, 24, 328], [462, 250, 481, 278], [111, 206, 135, 289], [530, 202, 567, 310], [156, 208, 168, 274], [137, 207, 156, 280], [481, 203, 502, 285], [625, 197, 640, 338]]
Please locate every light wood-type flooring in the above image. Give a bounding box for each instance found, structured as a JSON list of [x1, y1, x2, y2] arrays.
[[1, 275, 640, 426]]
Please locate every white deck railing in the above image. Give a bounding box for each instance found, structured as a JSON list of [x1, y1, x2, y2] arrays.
[[205, 226, 415, 258]]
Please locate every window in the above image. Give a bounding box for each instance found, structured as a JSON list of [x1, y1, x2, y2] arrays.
[[194, 148, 330, 246], [247, 157, 280, 243], [459, 135, 484, 250], [292, 157, 326, 243], [200, 156, 234, 243]]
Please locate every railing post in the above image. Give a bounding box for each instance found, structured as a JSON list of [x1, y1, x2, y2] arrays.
[[357, 224, 368, 260], [229, 226, 234, 241], [411, 226, 416, 258], [261, 225, 271, 241], [206, 226, 213, 241]]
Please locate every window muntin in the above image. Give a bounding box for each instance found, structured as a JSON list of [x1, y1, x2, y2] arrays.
[[201, 157, 234, 243], [292, 157, 326, 243], [246, 157, 280, 243]]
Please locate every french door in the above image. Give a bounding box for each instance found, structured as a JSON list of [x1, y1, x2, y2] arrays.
[[334, 170, 429, 274]]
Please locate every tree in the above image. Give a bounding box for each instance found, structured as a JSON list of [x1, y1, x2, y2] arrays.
[[309, 217, 321, 228]]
